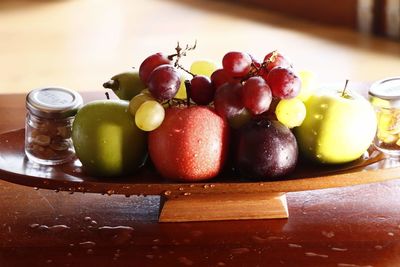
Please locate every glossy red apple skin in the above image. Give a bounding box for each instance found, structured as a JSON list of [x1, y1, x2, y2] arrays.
[[148, 106, 229, 181]]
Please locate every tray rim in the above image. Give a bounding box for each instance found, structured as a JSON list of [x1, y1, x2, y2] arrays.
[[1, 128, 400, 197]]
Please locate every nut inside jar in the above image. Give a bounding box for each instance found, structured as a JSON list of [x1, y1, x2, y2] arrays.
[[25, 118, 74, 162], [376, 108, 400, 149]]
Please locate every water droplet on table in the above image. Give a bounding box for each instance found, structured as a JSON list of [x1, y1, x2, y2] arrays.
[[48, 225, 70, 233], [321, 231, 335, 238], [98, 226, 134, 245], [178, 256, 193, 266], [305, 252, 328, 258], [29, 223, 40, 229], [288, 243, 302, 248], [331, 247, 348, 252], [230, 247, 250, 254], [79, 241, 96, 248]]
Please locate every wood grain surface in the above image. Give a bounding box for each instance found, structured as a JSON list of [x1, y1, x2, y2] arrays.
[[1, 92, 400, 266]]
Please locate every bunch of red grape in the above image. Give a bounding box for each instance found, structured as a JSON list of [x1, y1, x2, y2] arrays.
[[212, 51, 302, 127], [130, 47, 305, 132]]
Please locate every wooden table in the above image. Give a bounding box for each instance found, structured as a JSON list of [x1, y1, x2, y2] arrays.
[[1, 92, 400, 267]]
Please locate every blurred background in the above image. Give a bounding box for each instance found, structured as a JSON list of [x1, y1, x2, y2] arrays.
[[0, 0, 399, 94]]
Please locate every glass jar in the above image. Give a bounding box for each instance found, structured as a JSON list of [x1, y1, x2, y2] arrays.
[[369, 77, 400, 157], [25, 87, 83, 165]]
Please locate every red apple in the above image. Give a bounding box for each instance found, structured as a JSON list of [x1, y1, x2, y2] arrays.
[[148, 106, 229, 181]]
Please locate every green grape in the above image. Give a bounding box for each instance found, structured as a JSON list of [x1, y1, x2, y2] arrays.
[[276, 98, 306, 128], [135, 100, 165, 131], [140, 88, 151, 96], [129, 93, 154, 116], [297, 70, 317, 102], [175, 69, 191, 99], [190, 60, 217, 77]]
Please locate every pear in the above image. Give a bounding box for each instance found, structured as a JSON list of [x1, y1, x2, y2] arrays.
[[103, 71, 146, 101]]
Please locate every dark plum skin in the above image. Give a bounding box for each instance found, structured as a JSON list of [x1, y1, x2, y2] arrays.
[[235, 119, 298, 179]]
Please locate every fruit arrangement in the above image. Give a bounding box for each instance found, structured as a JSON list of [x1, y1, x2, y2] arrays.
[[72, 43, 377, 182]]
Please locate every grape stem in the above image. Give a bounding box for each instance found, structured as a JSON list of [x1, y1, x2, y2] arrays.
[[341, 79, 349, 97], [240, 62, 261, 82], [166, 40, 197, 107], [184, 80, 192, 107], [163, 98, 192, 108], [167, 40, 197, 63], [105, 92, 110, 100], [240, 50, 279, 83], [268, 50, 279, 64], [176, 63, 196, 78]]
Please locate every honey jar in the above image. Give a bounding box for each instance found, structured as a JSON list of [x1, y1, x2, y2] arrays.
[[25, 87, 83, 165], [369, 77, 400, 157]]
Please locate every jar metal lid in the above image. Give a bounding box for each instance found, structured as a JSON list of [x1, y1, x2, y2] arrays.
[[369, 77, 400, 108], [26, 87, 83, 119], [369, 77, 400, 99]]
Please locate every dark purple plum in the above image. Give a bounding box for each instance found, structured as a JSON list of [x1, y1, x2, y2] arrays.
[[235, 118, 298, 179]]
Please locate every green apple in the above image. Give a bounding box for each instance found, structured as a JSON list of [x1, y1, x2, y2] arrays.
[[295, 87, 377, 164], [72, 100, 147, 177]]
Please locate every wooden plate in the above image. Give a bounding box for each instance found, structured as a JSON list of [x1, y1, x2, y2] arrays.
[[0, 128, 399, 197]]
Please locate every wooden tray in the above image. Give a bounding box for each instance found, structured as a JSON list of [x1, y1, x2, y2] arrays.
[[1, 129, 400, 222]]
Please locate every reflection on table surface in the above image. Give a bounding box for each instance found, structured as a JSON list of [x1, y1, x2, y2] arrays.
[[1, 177, 400, 266]]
